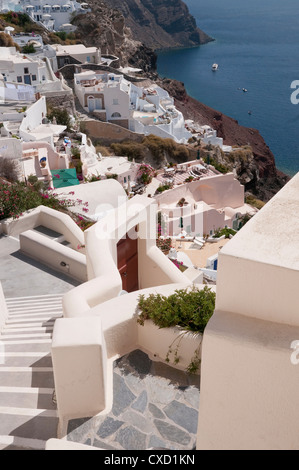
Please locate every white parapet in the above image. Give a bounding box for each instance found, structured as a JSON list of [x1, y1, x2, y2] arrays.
[[51, 317, 108, 430], [197, 172, 299, 450]]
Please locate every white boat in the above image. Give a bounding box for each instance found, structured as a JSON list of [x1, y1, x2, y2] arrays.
[[212, 63, 219, 71]]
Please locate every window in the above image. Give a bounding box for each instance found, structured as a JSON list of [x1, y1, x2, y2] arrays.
[[128, 175, 131, 181], [24, 68, 29, 75], [113, 99, 119, 105], [124, 177, 127, 184], [86, 56, 91, 63], [111, 112, 121, 118], [17, 76, 22, 83], [32, 75, 37, 81]]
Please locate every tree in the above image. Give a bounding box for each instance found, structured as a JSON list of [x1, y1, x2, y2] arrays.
[[47, 107, 71, 130]]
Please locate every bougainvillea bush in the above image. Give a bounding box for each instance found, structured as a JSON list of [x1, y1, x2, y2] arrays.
[[0, 181, 96, 229], [137, 164, 155, 185], [0, 182, 75, 221]]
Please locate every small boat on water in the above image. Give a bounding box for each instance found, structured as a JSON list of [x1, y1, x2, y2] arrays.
[[212, 63, 219, 71], [243, 88, 248, 93]]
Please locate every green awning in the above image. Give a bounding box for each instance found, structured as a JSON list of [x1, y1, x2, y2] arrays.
[[51, 169, 80, 189]]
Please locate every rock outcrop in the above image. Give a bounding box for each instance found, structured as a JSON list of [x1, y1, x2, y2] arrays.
[[102, 0, 212, 49]]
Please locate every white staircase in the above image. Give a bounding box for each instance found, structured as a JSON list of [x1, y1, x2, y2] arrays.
[[0, 294, 63, 450]]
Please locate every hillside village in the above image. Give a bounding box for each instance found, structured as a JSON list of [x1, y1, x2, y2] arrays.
[[0, 3, 293, 452]]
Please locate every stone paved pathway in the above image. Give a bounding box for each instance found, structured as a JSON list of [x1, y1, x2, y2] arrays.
[[66, 350, 200, 450]]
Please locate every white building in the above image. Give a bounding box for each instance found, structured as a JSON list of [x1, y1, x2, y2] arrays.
[[129, 83, 192, 144], [186, 123, 233, 153], [0, 73, 35, 104], [0, 47, 71, 96], [74, 70, 131, 127], [17, 0, 91, 32], [53, 44, 101, 69], [0, 47, 48, 87], [11, 32, 44, 51], [74, 70, 192, 143]]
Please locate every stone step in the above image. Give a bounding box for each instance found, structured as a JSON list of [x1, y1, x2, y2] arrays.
[[0, 340, 52, 353], [6, 312, 62, 323], [1, 326, 54, 335], [0, 435, 47, 451], [0, 407, 58, 441], [5, 318, 58, 326], [7, 307, 63, 317], [0, 353, 52, 368], [3, 322, 55, 330], [0, 333, 53, 341], [6, 294, 63, 302], [7, 304, 63, 313], [0, 387, 56, 410], [0, 367, 54, 388]]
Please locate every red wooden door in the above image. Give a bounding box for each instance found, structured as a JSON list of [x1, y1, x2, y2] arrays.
[[117, 230, 139, 293]]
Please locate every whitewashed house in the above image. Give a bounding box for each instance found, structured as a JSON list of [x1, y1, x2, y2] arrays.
[[0, 47, 71, 96], [53, 44, 101, 69], [74, 70, 192, 143], [17, 0, 91, 32], [74, 70, 131, 128]]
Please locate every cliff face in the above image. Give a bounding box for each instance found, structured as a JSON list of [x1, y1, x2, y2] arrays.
[[89, 0, 212, 50], [158, 79, 289, 201], [73, 0, 211, 69], [73, 2, 157, 71]]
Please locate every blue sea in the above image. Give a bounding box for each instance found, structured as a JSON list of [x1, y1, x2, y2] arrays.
[[157, 0, 299, 176]]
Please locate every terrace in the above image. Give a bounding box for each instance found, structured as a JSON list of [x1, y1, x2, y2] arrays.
[[156, 163, 217, 187]]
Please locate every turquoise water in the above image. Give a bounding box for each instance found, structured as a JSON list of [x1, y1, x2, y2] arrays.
[[157, 0, 299, 176]]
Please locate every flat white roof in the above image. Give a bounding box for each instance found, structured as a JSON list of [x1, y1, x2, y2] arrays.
[[55, 179, 127, 220], [53, 44, 98, 56]]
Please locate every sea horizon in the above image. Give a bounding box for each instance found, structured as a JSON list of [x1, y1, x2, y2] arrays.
[[157, 0, 299, 177]]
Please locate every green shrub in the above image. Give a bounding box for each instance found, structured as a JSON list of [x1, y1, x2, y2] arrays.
[[214, 227, 236, 239], [245, 195, 265, 210], [47, 107, 71, 130], [71, 147, 81, 159], [137, 286, 215, 334], [156, 183, 172, 193], [137, 286, 216, 374], [106, 173, 118, 180], [22, 43, 36, 54], [204, 155, 229, 174], [110, 141, 144, 161]]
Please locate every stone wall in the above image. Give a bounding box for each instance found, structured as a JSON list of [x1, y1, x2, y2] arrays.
[[83, 120, 144, 145]]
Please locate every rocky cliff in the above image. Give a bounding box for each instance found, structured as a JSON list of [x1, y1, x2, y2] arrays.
[[102, 0, 212, 49], [74, 0, 211, 69], [158, 79, 289, 201]]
